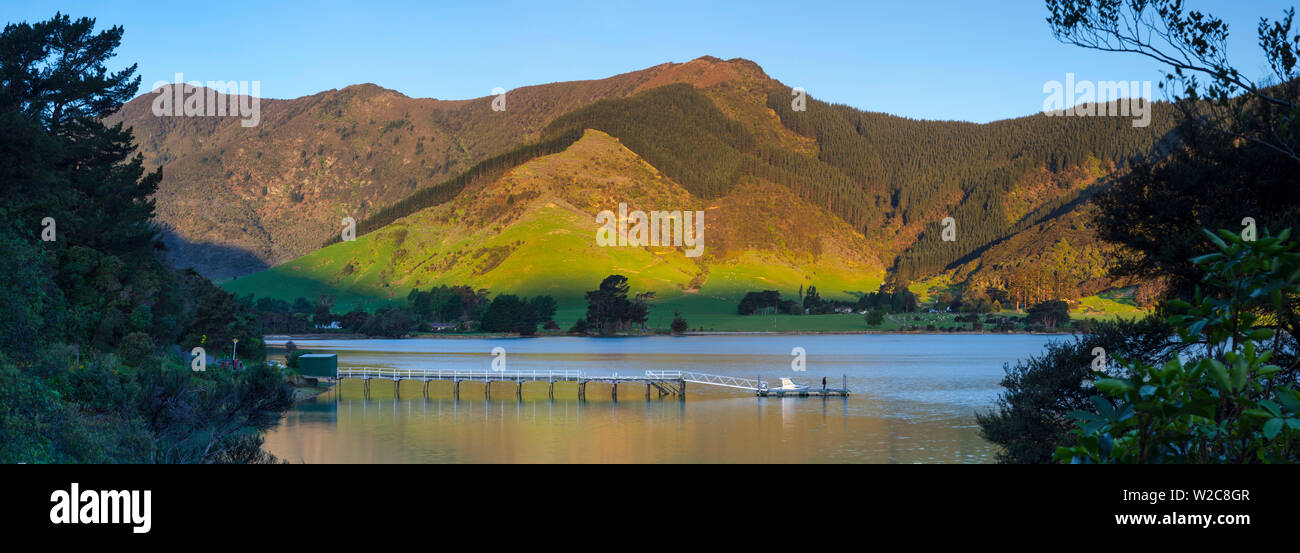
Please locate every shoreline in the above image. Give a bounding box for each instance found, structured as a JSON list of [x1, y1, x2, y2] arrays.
[[290, 385, 330, 402]]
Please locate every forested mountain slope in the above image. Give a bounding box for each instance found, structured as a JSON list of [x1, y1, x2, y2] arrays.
[[224, 129, 887, 310], [121, 56, 1179, 306]]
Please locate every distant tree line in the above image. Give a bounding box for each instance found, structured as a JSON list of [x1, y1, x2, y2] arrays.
[[246, 284, 557, 338], [479, 294, 557, 336], [737, 290, 799, 315], [851, 284, 920, 314], [406, 285, 490, 326], [736, 284, 922, 316]]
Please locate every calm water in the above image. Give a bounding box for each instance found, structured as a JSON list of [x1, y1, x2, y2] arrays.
[[262, 334, 1064, 463]]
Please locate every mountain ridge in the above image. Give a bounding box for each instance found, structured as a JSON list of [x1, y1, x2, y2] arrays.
[[113, 56, 784, 277], [115, 56, 1176, 315]]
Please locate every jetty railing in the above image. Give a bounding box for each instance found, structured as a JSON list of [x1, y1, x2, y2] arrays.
[[337, 367, 583, 381], [333, 367, 838, 398]]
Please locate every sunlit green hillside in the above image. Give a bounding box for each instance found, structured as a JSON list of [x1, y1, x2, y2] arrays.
[[224, 129, 887, 318]]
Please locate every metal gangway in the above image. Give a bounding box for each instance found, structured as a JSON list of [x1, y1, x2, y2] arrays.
[[644, 371, 767, 391]]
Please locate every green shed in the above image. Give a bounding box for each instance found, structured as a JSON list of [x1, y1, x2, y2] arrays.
[[296, 354, 338, 378]]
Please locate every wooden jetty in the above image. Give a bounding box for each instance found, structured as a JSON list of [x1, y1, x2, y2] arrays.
[[333, 368, 850, 400]]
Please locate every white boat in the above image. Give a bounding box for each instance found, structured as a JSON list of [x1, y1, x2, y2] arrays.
[[776, 377, 809, 391]]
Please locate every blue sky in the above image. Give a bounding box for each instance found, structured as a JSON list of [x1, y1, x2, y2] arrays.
[[5, 0, 1294, 122]]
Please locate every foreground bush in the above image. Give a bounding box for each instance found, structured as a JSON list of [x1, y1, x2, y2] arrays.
[[1055, 230, 1300, 463]]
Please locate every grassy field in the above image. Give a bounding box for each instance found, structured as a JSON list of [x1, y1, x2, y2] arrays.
[[219, 198, 891, 322], [551, 296, 1146, 333], [1074, 287, 1146, 320], [227, 259, 1147, 333]]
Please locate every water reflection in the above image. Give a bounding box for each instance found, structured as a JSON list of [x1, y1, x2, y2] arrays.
[[264, 334, 1063, 463]]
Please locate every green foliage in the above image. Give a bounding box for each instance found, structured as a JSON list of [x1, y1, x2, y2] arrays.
[[1047, 0, 1300, 165], [309, 293, 335, 327], [737, 290, 796, 315], [133, 361, 294, 464], [0, 233, 58, 363], [958, 285, 1005, 314], [0, 367, 152, 463], [254, 303, 311, 334], [0, 13, 181, 355], [1094, 120, 1300, 298], [285, 350, 314, 370], [407, 288, 435, 323], [359, 307, 415, 337], [529, 295, 558, 325], [338, 308, 371, 333], [1049, 1, 1300, 300], [1, 354, 295, 464], [117, 332, 157, 368], [1026, 300, 1071, 330], [734, 284, 919, 318], [853, 283, 920, 314], [976, 316, 1178, 463], [0, 14, 293, 463], [480, 294, 555, 336], [802, 285, 822, 311], [583, 275, 651, 334], [670, 312, 689, 334], [406, 285, 490, 324], [864, 310, 886, 326], [1055, 229, 1300, 463], [0, 13, 203, 356], [546, 84, 755, 198], [176, 270, 265, 361], [766, 88, 1175, 281]]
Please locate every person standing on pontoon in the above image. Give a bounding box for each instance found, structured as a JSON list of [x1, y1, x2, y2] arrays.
[[822, 376, 827, 390]]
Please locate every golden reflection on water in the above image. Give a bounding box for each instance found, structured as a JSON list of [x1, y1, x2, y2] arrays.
[[265, 383, 994, 464], [261, 334, 1058, 463]]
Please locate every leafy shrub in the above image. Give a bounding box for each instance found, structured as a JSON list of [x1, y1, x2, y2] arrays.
[[286, 350, 315, 369], [1055, 230, 1300, 463], [976, 316, 1177, 463], [670, 313, 689, 334], [117, 332, 157, 368]]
